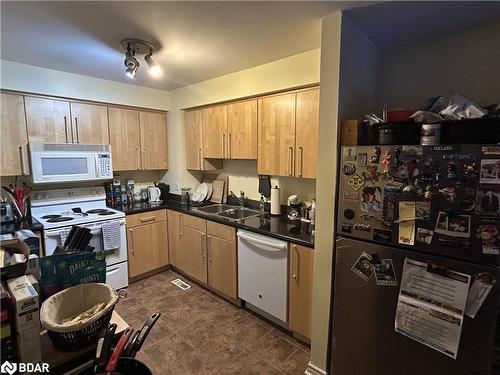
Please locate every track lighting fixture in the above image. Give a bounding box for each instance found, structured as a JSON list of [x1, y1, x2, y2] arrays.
[[120, 39, 161, 79]]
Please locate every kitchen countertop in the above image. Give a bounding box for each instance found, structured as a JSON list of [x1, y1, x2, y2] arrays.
[[0, 217, 43, 235], [116, 200, 315, 248]]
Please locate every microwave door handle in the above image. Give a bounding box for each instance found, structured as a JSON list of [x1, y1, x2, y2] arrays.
[[95, 155, 100, 177]]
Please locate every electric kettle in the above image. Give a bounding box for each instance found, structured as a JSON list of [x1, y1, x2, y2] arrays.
[[147, 186, 161, 202]]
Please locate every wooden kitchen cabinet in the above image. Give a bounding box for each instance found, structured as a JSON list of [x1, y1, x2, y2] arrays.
[[167, 210, 183, 269], [108, 107, 141, 171], [202, 105, 227, 158], [289, 243, 314, 339], [181, 225, 208, 283], [258, 87, 319, 178], [126, 210, 169, 280], [70, 102, 109, 144], [207, 231, 237, 299], [0, 93, 29, 176], [257, 92, 296, 176], [25, 96, 71, 143], [295, 88, 319, 179], [227, 99, 257, 159], [185, 109, 223, 171], [139, 111, 168, 170]]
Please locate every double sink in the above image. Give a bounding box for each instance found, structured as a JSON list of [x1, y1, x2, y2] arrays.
[[194, 204, 264, 222]]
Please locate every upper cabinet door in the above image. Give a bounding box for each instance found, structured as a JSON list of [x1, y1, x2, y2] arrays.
[[108, 107, 141, 171], [227, 99, 257, 159], [257, 93, 296, 176], [185, 109, 202, 170], [140, 111, 168, 170], [0, 93, 29, 176], [25, 96, 71, 143], [70, 102, 109, 144], [202, 105, 227, 159], [295, 88, 319, 179]]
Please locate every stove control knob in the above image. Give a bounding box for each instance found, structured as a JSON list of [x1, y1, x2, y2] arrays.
[[35, 193, 42, 200], [43, 194, 49, 199], [91, 190, 96, 195]]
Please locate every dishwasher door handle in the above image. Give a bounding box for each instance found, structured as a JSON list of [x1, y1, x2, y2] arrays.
[[237, 231, 287, 251]]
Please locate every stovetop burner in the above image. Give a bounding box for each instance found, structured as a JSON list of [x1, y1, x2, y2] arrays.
[[86, 209, 110, 214], [41, 214, 62, 219], [47, 216, 74, 223], [98, 211, 115, 216]]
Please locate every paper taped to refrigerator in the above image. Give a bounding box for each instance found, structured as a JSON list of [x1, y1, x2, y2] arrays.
[[395, 258, 471, 359]]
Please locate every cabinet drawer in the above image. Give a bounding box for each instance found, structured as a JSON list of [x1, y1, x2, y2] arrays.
[[207, 221, 235, 242], [126, 209, 167, 228], [182, 214, 206, 232]]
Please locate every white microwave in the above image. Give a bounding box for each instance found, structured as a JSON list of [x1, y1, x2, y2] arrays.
[[29, 143, 113, 184]]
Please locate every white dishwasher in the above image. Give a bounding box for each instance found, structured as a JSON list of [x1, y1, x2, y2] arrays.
[[237, 229, 288, 324]]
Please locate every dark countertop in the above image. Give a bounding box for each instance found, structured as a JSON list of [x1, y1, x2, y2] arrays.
[[116, 200, 315, 248], [0, 217, 43, 235]]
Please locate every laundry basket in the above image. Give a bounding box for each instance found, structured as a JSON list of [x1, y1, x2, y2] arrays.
[[40, 283, 118, 351]]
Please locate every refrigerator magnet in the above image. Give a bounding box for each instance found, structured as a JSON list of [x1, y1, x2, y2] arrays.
[[476, 225, 500, 255], [416, 228, 434, 245], [373, 228, 392, 243], [373, 259, 398, 286], [342, 191, 359, 203], [479, 159, 500, 184], [350, 251, 374, 281], [465, 273, 496, 318], [347, 174, 365, 191], [341, 223, 353, 233], [343, 147, 357, 162], [434, 211, 471, 238], [342, 163, 356, 176], [475, 186, 500, 217], [357, 152, 367, 167]]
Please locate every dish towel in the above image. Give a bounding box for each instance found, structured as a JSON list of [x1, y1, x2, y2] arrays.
[[101, 221, 121, 251], [59, 227, 72, 245]]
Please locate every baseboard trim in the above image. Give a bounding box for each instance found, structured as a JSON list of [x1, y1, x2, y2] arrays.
[[305, 361, 327, 375]]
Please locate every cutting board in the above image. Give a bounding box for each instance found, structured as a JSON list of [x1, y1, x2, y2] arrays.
[[202, 174, 228, 203]]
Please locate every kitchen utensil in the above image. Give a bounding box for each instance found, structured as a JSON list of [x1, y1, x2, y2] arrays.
[[210, 180, 224, 204], [180, 188, 192, 205], [106, 327, 133, 374], [94, 323, 117, 374], [123, 312, 161, 358], [192, 183, 209, 203], [155, 182, 170, 202], [205, 182, 213, 201], [147, 187, 161, 202], [71, 207, 88, 217]]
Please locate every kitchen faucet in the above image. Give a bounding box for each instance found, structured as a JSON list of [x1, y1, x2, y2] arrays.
[[229, 191, 245, 207]]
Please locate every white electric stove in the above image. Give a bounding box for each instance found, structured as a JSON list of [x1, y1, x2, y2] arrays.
[[31, 187, 128, 290]]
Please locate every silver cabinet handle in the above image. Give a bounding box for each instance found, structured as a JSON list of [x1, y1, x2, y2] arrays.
[[292, 244, 299, 280], [64, 116, 69, 143], [136, 147, 140, 170], [288, 147, 294, 176], [178, 214, 183, 239], [19, 145, 28, 175], [198, 147, 202, 169], [200, 232, 206, 262], [74, 117, 80, 143], [128, 229, 135, 256], [221, 133, 225, 158], [298, 146, 304, 177], [229, 133, 232, 159], [143, 148, 147, 170]]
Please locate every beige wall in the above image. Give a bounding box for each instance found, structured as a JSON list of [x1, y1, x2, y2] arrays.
[[375, 22, 500, 110], [163, 49, 321, 203], [307, 12, 342, 375], [0, 60, 170, 110]]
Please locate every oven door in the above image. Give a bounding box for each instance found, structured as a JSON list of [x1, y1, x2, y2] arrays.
[[43, 218, 127, 266]]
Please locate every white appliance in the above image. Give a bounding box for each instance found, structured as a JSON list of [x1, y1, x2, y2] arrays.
[[237, 230, 288, 324], [31, 187, 128, 290], [147, 186, 161, 202], [29, 143, 113, 184]]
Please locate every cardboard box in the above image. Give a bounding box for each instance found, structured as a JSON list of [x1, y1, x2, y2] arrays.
[[15, 230, 40, 257], [17, 330, 41, 364], [26, 254, 40, 280], [6, 276, 39, 334], [0, 238, 30, 280], [26, 274, 40, 296], [341, 119, 359, 146]]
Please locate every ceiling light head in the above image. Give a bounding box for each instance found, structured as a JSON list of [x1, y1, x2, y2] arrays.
[[120, 38, 161, 79], [145, 51, 162, 77]]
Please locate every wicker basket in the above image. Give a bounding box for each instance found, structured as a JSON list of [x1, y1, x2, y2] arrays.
[[40, 283, 118, 351]]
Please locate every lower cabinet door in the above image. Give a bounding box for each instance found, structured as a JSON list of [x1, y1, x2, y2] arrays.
[[289, 244, 314, 339], [167, 211, 183, 269], [127, 221, 168, 278], [207, 235, 237, 299], [181, 226, 208, 283]]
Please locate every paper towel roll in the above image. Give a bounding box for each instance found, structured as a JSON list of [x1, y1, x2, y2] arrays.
[[270, 186, 281, 216]]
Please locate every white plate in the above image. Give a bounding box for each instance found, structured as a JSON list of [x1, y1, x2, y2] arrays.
[[193, 183, 209, 202], [205, 183, 213, 201]]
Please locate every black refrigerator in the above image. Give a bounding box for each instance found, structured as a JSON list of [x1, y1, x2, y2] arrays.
[[331, 144, 500, 375]]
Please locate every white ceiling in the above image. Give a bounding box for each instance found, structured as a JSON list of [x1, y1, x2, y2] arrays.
[[1, 1, 367, 91]]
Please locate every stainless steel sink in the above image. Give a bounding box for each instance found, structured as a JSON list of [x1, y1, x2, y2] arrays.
[[194, 204, 263, 222]]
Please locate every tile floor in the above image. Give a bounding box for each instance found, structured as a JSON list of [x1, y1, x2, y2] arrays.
[[115, 270, 310, 375]]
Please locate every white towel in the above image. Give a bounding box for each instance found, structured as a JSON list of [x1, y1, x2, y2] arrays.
[[101, 221, 121, 251], [59, 227, 72, 245]]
